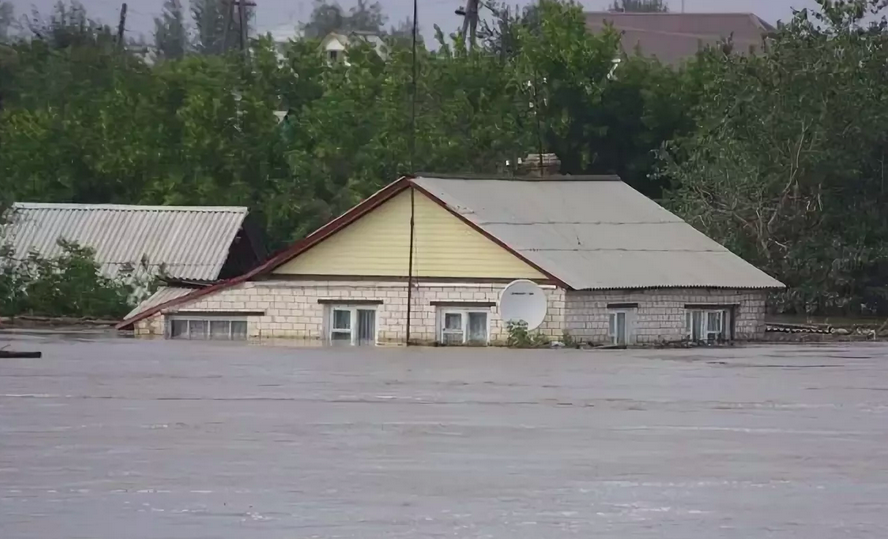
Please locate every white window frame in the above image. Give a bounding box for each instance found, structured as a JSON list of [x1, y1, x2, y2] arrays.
[[436, 308, 490, 345], [607, 308, 636, 346], [686, 308, 731, 342], [327, 305, 378, 346], [166, 315, 248, 341]]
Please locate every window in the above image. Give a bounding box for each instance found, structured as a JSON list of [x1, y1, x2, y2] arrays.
[[328, 49, 339, 62], [686, 308, 731, 342], [166, 317, 248, 341], [607, 308, 636, 346], [327, 306, 377, 345], [437, 309, 489, 345]]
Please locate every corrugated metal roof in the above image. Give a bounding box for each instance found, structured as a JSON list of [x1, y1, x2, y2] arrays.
[[124, 286, 196, 320], [412, 176, 784, 290], [586, 12, 773, 65], [3, 203, 249, 281]]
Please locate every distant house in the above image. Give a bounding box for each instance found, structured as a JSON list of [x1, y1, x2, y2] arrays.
[[320, 31, 388, 64], [121, 157, 783, 345], [3, 203, 266, 323], [586, 11, 774, 65]]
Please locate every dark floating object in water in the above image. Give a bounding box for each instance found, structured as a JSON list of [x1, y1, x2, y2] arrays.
[[0, 350, 42, 359]]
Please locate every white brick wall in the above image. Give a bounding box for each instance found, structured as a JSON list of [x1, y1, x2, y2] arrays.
[[133, 282, 767, 345], [135, 280, 566, 345], [564, 288, 768, 344]]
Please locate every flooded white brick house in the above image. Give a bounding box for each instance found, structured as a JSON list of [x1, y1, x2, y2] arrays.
[[120, 173, 782, 346]]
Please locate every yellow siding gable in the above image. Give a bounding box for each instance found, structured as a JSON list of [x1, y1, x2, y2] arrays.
[[273, 189, 546, 279]]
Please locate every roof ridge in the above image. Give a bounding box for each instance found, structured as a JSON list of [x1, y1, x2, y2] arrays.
[[12, 202, 248, 212], [586, 11, 764, 17], [415, 174, 622, 182]]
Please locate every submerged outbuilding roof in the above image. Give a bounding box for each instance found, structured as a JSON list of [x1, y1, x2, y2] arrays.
[[123, 286, 196, 320], [4, 203, 250, 281], [411, 175, 783, 290]]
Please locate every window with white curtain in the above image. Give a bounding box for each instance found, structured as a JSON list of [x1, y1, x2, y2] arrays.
[[437, 308, 489, 345], [686, 308, 731, 342], [327, 305, 377, 346]]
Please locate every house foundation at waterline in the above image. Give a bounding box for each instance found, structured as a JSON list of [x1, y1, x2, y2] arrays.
[[120, 174, 783, 346]]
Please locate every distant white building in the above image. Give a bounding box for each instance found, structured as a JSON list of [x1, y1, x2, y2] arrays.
[[319, 31, 388, 64], [266, 27, 387, 65]]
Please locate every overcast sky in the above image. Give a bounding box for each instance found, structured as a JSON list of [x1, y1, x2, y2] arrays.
[[7, 0, 824, 42]]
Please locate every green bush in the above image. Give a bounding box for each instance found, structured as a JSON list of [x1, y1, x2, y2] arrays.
[[506, 320, 551, 348], [0, 239, 156, 319]]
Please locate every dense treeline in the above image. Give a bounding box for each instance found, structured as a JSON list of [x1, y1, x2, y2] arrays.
[[2, 0, 888, 316]]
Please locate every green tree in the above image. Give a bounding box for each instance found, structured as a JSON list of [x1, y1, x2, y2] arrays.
[[301, 0, 387, 38], [663, 0, 888, 314], [513, 0, 622, 173], [347, 0, 386, 33], [0, 1, 14, 42], [301, 0, 344, 38], [191, 0, 252, 54], [154, 0, 188, 60], [609, 0, 669, 12], [191, 0, 227, 54]]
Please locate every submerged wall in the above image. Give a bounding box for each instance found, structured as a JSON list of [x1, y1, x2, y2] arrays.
[[135, 280, 566, 345]]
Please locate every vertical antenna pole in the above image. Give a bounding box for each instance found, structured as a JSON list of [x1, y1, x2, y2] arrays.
[[406, 0, 418, 346], [406, 187, 415, 346]]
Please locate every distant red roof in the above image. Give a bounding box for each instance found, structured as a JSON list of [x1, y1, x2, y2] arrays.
[[586, 12, 774, 65]]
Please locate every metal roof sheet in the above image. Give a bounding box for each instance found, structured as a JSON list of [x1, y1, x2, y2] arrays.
[[123, 286, 196, 320], [585, 12, 773, 65], [4, 203, 248, 282], [412, 176, 784, 290]]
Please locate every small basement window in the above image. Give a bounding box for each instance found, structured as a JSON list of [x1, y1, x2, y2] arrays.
[[686, 308, 732, 342], [166, 316, 248, 340], [437, 308, 489, 345]]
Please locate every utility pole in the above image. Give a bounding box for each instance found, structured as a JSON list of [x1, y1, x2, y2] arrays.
[[238, 0, 248, 54], [232, 0, 256, 61], [116, 3, 127, 49], [222, 0, 233, 53], [456, 0, 479, 52]]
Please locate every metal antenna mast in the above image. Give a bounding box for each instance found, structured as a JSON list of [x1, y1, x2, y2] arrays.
[[405, 0, 418, 346]]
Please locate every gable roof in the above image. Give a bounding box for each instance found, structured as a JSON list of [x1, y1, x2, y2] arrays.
[[586, 12, 774, 65], [320, 31, 388, 59], [4, 203, 250, 281], [412, 175, 783, 291], [118, 175, 782, 328]]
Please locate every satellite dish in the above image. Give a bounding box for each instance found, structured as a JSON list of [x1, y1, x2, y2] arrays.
[[499, 280, 548, 330]]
